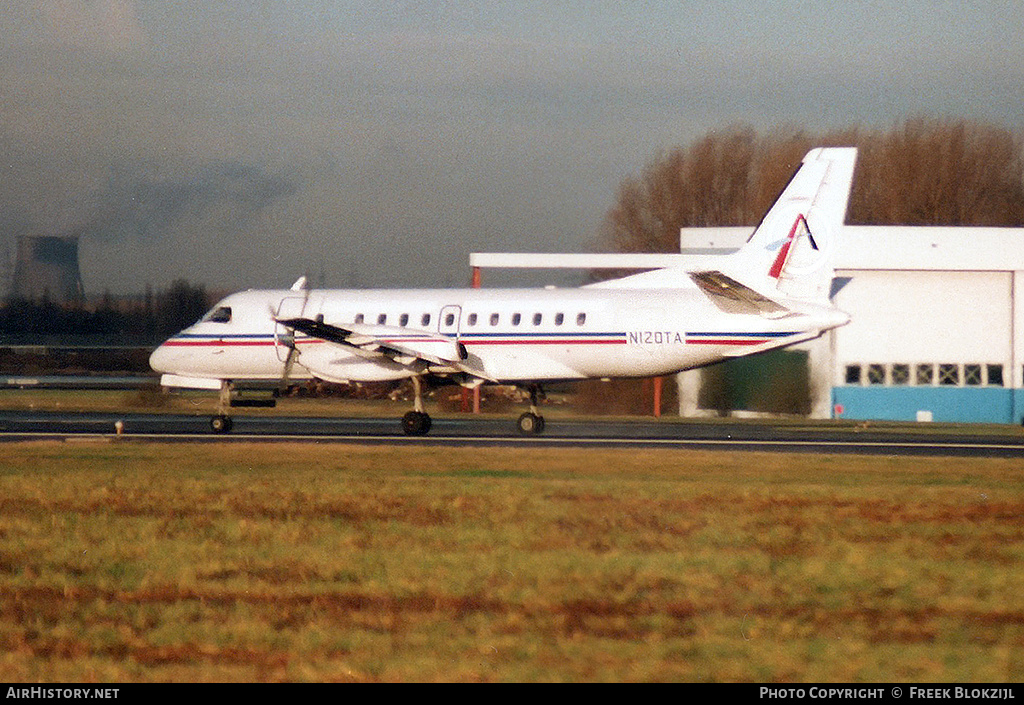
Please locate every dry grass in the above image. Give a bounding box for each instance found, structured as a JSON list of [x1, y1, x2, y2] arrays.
[[0, 442, 1022, 682]]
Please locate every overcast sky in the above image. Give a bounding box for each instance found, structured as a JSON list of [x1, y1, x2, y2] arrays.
[[1, 1, 1022, 295]]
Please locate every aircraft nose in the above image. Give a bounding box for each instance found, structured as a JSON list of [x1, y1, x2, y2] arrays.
[[149, 343, 174, 374]]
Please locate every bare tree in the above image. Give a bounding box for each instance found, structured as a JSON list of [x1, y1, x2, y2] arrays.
[[849, 117, 1024, 226], [602, 118, 1024, 256]]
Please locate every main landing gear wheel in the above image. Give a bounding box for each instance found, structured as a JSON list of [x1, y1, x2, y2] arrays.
[[401, 375, 432, 436], [210, 414, 233, 433], [517, 412, 545, 435], [402, 410, 432, 436]]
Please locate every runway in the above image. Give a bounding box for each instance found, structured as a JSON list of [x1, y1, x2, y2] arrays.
[[2, 410, 1024, 457]]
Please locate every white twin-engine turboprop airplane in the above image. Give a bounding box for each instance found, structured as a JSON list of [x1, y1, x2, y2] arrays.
[[150, 147, 856, 435]]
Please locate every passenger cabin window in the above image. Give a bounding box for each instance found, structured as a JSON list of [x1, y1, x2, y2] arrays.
[[533, 313, 542, 325], [468, 313, 478, 326], [206, 307, 232, 323], [512, 313, 521, 326], [490, 313, 499, 326], [554, 313, 564, 326], [399, 313, 409, 326], [577, 312, 586, 325], [445, 313, 455, 327], [377, 314, 387, 325], [355, 313, 364, 324], [421, 313, 431, 327]]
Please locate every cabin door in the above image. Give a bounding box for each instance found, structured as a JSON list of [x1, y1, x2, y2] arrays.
[[438, 305, 462, 338]]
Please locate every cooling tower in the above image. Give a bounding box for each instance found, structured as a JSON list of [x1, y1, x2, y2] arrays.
[[10, 235, 85, 302]]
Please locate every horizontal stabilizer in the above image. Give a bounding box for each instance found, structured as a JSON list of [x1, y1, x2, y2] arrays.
[[689, 271, 791, 318]]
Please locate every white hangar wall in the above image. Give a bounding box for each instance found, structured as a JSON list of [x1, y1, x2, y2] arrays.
[[834, 270, 1012, 364]]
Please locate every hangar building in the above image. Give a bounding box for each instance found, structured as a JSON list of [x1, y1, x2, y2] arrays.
[[671, 225, 1024, 424], [827, 226, 1024, 424]]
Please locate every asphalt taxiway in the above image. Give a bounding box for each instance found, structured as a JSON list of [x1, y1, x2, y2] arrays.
[[2, 410, 1024, 457]]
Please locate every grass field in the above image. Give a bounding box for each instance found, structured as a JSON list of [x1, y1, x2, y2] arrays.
[[1, 441, 1022, 682]]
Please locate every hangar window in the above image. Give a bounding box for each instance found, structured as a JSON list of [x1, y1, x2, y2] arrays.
[[964, 364, 983, 386], [399, 313, 409, 327], [512, 313, 521, 326], [938, 364, 960, 386], [377, 313, 387, 325], [467, 313, 478, 326], [867, 364, 886, 385], [987, 364, 1004, 387], [916, 364, 935, 386], [891, 364, 910, 385], [845, 365, 862, 385], [421, 313, 431, 327]]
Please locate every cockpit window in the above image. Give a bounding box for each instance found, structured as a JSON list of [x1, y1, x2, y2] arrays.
[[206, 306, 232, 323]]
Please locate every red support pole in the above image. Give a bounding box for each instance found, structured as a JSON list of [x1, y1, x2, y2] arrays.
[[471, 266, 481, 414], [653, 376, 662, 418]]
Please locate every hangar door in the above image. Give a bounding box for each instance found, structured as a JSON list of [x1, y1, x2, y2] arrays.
[[832, 270, 1014, 422]]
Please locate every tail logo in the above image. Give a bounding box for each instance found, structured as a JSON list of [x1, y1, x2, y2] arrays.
[[768, 214, 821, 279]]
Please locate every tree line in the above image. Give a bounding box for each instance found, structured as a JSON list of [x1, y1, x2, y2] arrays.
[[601, 117, 1024, 255], [0, 279, 210, 345]]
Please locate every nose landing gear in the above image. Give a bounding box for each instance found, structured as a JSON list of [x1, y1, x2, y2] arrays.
[[210, 414, 234, 433], [210, 381, 234, 433]]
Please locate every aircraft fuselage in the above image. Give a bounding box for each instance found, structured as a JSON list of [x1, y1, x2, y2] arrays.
[[149, 285, 842, 386]]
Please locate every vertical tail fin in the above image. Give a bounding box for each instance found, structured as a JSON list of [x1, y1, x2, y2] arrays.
[[734, 147, 858, 302]]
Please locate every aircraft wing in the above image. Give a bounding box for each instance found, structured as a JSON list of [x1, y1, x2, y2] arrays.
[[277, 317, 497, 381], [689, 271, 792, 318]]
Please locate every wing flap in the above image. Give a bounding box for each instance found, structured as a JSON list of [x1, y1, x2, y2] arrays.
[[689, 271, 793, 318]]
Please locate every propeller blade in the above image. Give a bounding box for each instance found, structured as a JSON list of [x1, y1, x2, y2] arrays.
[[278, 333, 299, 393], [274, 277, 313, 394]]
